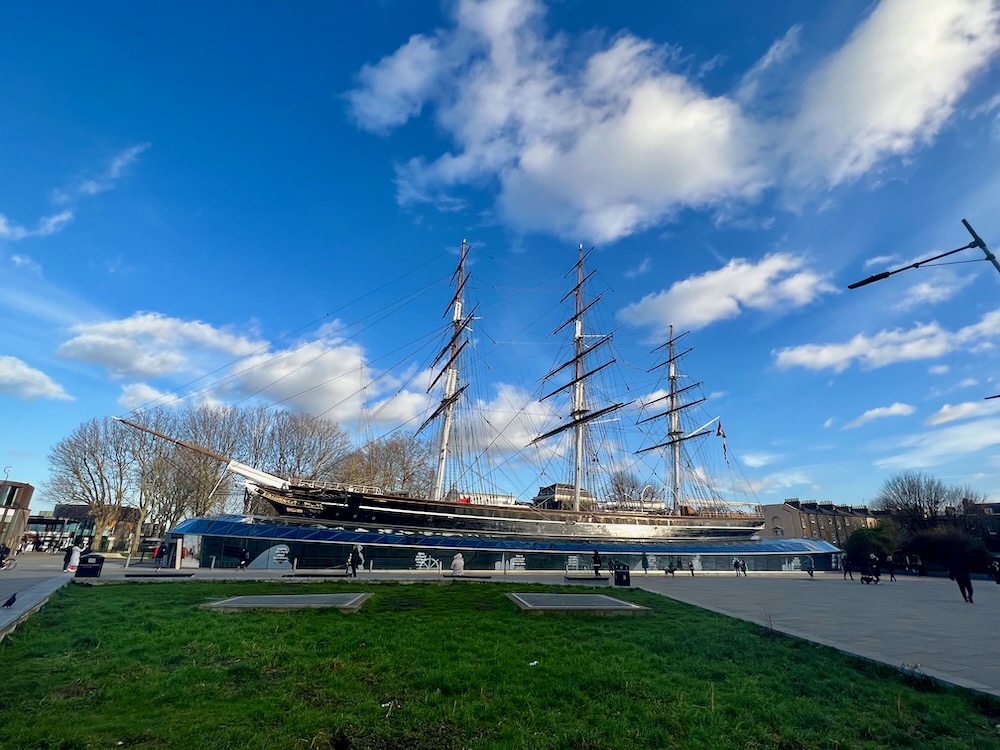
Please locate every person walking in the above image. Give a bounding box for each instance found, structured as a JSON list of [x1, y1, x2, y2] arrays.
[[733, 558, 740, 576], [948, 554, 974, 603], [592, 550, 602, 578], [868, 553, 881, 583], [238, 548, 251, 571], [65, 542, 83, 574], [349, 545, 364, 577], [886, 555, 896, 582], [62, 544, 73, 572], [154, 543, 167, 570], [688, 560, 695, 576], [804, 556, 814, 578], [739, 559, 747, 576], [641, 552, 649, 575], [841, 557, 854, 580]]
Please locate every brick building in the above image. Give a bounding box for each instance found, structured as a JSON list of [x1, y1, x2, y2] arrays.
[[759, 499, 875, 546]]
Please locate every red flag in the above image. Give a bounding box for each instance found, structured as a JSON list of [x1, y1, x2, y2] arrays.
[[716, 422, 726, 438]]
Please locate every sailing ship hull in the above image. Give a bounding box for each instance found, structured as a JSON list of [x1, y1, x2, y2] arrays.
[[250, 485, 762, 544]]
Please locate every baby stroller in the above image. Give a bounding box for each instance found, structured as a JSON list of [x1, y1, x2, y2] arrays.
[[860, 562, 881, 584]]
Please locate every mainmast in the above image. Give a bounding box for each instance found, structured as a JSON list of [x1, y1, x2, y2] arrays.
[[571, 244, 586, 511], [667, 326, 682, 513], [531, 244, 627, 511], [429, 240, 468, 502]]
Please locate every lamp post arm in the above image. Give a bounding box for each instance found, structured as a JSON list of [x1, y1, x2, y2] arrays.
[[848, 242, 978, 289], [961, 219, 1000, 278]]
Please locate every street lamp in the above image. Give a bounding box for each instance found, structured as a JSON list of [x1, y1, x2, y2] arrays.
[[848, 219, 997, 289], [848, 219, 998, 398]]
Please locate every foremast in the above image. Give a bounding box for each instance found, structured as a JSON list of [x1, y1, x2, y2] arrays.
[[532, 244, 628, 511], [420, 240, 472, 502]]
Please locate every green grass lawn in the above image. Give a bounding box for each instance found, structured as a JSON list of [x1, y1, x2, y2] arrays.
[[1, 580, 997, 750]]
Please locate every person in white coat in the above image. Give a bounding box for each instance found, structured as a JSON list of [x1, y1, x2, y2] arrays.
[[450, 552, 465, 576], [66, 543, 83, 573]]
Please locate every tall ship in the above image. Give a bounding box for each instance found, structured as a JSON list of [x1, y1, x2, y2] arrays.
[[119, 243, 763, 545]]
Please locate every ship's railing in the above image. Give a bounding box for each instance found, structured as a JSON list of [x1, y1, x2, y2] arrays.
[[291, 479, 385, 496]]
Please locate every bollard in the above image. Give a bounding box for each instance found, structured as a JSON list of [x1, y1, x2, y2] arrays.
[[292, 558, 298, 571], [210, 555, 216, 570]]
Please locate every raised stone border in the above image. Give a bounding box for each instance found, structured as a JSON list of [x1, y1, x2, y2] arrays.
[[201, 592, 372, 613], [507, 592, 649, 616]]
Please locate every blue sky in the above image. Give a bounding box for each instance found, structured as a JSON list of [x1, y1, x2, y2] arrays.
[[2, 0, 1000, 511]]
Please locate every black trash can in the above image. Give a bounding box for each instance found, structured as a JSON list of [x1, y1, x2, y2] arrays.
[[613, 562, 630, 587], [75, 554, 105, 578]]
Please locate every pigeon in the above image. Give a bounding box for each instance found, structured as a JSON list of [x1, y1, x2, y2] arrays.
[[2, 593, 15, 608]]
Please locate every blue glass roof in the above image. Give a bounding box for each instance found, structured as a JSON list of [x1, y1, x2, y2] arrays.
[[171, 515, 840, 556]]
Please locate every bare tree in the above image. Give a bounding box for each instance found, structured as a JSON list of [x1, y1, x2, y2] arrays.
[[342, 432, 434, 496], [606, 470, 642, 507], [48, 417, 132, 551], [873, 471, 984, 537]]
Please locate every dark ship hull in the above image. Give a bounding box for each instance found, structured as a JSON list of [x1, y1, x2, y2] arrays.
[[249, 484, 763, 544]]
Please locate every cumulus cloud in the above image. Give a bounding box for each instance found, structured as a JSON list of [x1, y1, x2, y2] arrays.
[[619, 253, 834, 332], [57, 312, 265, 378], [0, 356, 72, 400], [346, 0, 999, 242], [843, 402, 915, 429], [774, 308, 1000, 372]]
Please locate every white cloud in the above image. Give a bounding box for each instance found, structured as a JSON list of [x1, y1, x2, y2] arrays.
[[0, 356, 72, 400], [346, 0, 1000, 242], [875, 417, 1000, 469], [624, 257, 651, 279], [51, 143, 150, 204], [619, 253, 834, 332], [928, 364, 950, 375], [118, 383, 184, 411], [864, 254, 901, 269], [782, 0, 1000, 189], [740, 451, 779, 468], [774, 308, 1000, 372], [892, 274, 975, 311], [843, 402, 915, 429], [0, 210, 73, 242], [823, 417, 835, 429], [230, 338, 370, 422], [57, 312, 265, 379], [925, 399, 1000, 426]]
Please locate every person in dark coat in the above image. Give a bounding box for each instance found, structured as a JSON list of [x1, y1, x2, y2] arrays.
[[948, 554, 974, 603], [62, 545, 73, 572], [238, 548, 251, 571], [154, 543, 167, 570], [841, 557, 853, 580], [592, 550, 602, 577], [886, 555, 896, 582], [349, 545, 364, 577]]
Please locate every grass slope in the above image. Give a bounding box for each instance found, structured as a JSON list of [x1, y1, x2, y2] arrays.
[[0, 580, 997, 750]]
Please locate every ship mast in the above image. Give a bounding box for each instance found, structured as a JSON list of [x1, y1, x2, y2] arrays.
[[571, 244, 586, 511], [667, 326, 682, 513], [531, 244, 627, 511], [430, 240, 468, 502]]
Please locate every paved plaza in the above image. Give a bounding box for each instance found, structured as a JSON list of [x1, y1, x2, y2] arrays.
[[1, 553, 997, 697]]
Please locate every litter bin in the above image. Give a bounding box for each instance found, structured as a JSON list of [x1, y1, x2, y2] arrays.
[[75, 554, 105, 578], [613, 562, 630, 587]]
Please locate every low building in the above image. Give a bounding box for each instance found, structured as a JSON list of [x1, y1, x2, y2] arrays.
[[24, 504, 140, 552], [0, 479, 34, 550], [759, 499, 875, 546]]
